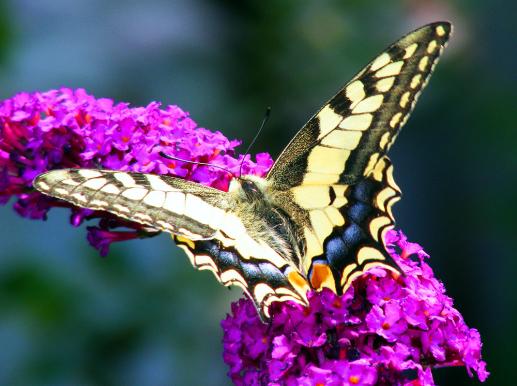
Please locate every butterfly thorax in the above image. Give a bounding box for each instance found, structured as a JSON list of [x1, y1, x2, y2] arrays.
[[229, 175, 305, 270]]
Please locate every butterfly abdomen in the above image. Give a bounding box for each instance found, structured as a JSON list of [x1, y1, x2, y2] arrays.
[[328, 178, 398, 279]]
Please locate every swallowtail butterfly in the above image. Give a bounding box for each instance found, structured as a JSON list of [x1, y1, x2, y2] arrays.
[[34, 22, 452, 320]]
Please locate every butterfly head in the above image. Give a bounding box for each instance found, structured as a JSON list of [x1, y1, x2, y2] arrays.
[[229, 175, 268, 202]]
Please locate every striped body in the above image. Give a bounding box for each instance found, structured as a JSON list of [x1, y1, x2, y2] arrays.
[[34, 22, 451, 320]]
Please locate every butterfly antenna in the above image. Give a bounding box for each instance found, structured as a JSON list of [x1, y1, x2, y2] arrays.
[[159, 152, 235, 179], [239, 106, 271, 177]]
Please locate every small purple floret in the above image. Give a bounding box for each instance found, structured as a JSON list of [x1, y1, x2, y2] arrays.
[[0, 88, 273, 254], [221, 230, 489, 385]]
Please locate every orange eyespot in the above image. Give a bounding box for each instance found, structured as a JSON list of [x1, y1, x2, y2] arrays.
[[310, 263, 336, 292]]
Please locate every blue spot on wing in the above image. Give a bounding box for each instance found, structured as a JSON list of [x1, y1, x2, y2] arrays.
[[342, 223, 366, 246], [347, 202, 372, 223], [324, 223, 367, 272], [325, 236, 347, 269]]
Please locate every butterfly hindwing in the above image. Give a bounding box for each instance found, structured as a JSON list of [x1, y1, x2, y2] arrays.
[[34, 169, 230, 239], [267, 22, 451, 190], [305, 156, 401, 293], [174, 236, 309, 320], [276, 156, 401, 294]]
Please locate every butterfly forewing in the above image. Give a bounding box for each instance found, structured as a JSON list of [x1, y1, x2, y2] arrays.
[[34, 169, 229, 239], [267, 22, 451, 190]]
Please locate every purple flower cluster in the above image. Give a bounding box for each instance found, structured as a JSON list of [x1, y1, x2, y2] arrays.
[[222, 230, 489, 385], [0, 88, 272, 255], [1, 88, 489, 385]]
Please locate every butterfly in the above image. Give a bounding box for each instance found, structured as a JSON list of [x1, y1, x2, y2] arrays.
[[34, 22, 451, 320]]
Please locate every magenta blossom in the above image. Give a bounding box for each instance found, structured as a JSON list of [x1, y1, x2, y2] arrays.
[[221, 230, 489, 385], [0, 88, 273, 255]]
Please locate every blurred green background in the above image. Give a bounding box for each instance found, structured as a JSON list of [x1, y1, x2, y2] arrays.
[[0, 0, 515, 385]]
